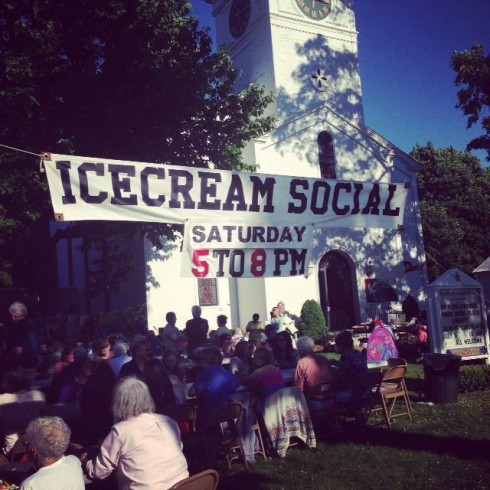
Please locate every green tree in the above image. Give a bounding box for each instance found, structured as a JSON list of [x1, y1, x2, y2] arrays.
[[298, 299, 328, 341], [451, 44, 490, 161], [0, 0, 275, 297], [411, 143, 490, 281]]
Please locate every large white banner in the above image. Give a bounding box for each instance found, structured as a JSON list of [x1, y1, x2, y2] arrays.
[[44, 153, 409, 229], [181, 221, 312, 278]]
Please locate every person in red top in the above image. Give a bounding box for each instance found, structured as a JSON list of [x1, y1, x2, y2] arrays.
[[294, 336, 333, 411], [416, 320, 429, 354]]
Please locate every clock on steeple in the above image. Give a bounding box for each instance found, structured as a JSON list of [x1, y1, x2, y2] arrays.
[[212, 0, 364, 124], [295, 0, 331, 21]]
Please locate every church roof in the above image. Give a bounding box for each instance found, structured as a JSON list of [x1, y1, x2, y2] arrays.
[[474, 257, 490, 273], [270, 101, 421, 174]]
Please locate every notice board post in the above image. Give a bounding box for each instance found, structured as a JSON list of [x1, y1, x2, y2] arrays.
[[427, 269, 489, 364]]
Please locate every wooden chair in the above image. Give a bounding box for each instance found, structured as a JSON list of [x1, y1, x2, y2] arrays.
[[168, 468, 219, 490], [248, 393, 268, 461], [368, 365, 412, 428], [203, 402, 249, 473]]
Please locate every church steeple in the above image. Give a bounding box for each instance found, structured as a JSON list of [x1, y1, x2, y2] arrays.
[[211, 0, 364, 124]]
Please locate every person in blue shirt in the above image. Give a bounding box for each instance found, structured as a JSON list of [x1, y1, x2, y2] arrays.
[[188, 347, 239, 429]]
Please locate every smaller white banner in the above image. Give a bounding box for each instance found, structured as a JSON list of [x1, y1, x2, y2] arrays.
[[181, 247, 311, 278], [185, 222, 312, 249], [182, 221, 312, 278]]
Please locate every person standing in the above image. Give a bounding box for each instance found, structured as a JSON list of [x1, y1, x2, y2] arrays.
[[6, 302, 39, 387], [184, 305, 209, 353], [21, 416, 84, 490], [245, 313, 264, 338], [213, 315, 233, 339], [161, 312, 186, 353]]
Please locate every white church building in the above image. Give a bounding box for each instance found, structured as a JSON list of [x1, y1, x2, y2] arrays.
[[54, 0, 429, 333]]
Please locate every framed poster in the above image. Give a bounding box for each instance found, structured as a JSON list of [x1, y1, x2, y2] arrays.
[[198, 278, 218, 306]]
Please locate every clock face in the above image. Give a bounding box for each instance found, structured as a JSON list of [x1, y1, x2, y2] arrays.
[[229, 0, 251, 39], [295, 0, 332, 21]]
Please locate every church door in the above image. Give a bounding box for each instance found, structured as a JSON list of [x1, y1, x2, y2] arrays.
[[318, 251, 357, 332]]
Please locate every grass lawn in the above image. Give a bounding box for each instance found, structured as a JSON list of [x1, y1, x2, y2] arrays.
[[218, 363, 490, 490]]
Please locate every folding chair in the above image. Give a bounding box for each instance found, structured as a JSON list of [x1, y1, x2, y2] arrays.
[[203, 402, 249, 474], [168, 468, 219, 490], [248, 393, 268, 461], [385, 358, 413, 414], [368, 365, 412, 427]]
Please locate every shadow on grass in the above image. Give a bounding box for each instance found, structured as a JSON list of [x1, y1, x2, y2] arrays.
[[324, 422, 490, 462], [217, 471, 278, 490]]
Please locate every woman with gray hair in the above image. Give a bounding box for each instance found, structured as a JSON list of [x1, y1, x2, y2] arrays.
[[83, 376, 188, 489], [21, 416, 84, 489], [294, 336, 333, 411]]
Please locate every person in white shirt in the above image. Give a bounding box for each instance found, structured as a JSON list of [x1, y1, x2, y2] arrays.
[[83, 376, 188, 489], [20, 416, 84, 490], [161, 312, 186, 353]]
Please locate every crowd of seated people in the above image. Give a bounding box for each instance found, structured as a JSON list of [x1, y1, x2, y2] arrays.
[[0, 300, 379, 487]]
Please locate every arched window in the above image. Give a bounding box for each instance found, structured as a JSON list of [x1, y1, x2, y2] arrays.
[[318, 131, 336, 179]]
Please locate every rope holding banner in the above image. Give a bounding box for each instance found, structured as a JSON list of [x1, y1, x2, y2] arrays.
[[0, 143, 43, 158], [1, 144, 48, 173]]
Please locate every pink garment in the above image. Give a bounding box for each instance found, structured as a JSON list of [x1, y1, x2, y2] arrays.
[[366, 326, 399, 361], [249, 364, 285, 399], [294, 354, 332, 393]]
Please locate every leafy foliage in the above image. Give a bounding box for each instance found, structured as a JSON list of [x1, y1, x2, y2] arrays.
[[298, 299, 328, 340], [0, 0, 275, 293], [411, 143, 490, 281], [451, 44, 490, 161], [459, 364, 490, 393]]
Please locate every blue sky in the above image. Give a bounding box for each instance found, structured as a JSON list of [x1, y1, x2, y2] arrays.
[[190, 0, 490, 165]]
